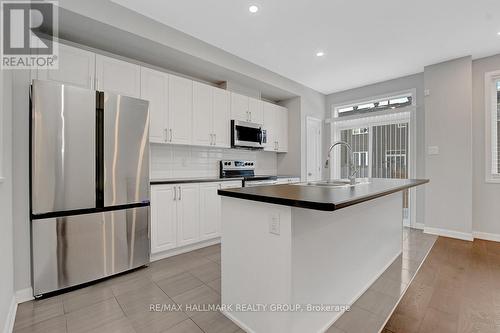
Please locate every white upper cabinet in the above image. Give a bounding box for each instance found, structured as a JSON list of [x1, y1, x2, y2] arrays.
[[230, 92, 249, 122], [193, 81, 213, 147], [263, 102, 288, 152], [168, 75, 193, 145], [277, 105, 288, 152], [37, 43, 95, 90], [248, 97, 264, 124], [193, 83, 230, 148], [263, 102, 278, 151], [96, 54, 141, 98], [140, 67, 169, 143], [212, 87, 231, 147]]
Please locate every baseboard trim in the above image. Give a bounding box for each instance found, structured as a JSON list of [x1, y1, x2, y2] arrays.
[[221, 310, 256, 333], [150, 238, 221, 262], [423, 227, 473, 241], [412, 222, 425, 230], [3, 295, 17, 333], [15, 287, 34, 304], [473, 231, 500, 242]]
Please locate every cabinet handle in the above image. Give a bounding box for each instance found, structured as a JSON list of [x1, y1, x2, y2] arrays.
[[214, 133, 216, 145], [211, 133, 214, 145], [164, 129, 169, 142], [169, 129, 173, 142], [249, 111, 252, 122], [173, 186, 177, 200], [178, 186, 181, 200]]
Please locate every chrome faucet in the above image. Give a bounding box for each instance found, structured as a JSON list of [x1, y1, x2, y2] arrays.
[[325, 141, 358, 185]]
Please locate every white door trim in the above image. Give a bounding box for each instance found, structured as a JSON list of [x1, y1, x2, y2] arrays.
[[306, 116, 323, 181]]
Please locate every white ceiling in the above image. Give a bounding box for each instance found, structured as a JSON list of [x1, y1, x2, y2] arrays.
[[111, 0, 500, 95]]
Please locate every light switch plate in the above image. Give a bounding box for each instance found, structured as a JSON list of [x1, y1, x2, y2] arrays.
[[269, 214, 280, 235], [428, 146, 439, 155]]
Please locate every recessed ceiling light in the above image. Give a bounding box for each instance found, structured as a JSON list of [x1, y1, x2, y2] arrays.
[[497, 31, 500, 36], [249, 5, 259, 13], [316, 51, 325, 57]]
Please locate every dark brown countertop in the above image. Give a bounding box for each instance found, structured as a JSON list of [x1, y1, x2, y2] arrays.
[[217, 178, 429, 211], [151, 177, 244, 185]]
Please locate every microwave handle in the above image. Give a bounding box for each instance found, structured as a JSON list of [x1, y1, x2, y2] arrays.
[[259, 129, 263, 144]]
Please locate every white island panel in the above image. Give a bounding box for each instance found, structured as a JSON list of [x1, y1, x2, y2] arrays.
[[221, 192, 403, 333]]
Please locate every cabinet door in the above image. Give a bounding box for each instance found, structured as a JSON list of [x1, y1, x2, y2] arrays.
[[199, 183, 221, 240], [212, 87, 231, 148], [141, 67, 168, 143], [230, 92, 249, 122], [151, 185, 177, 253], [38, 43, 95, 89], [249, 97, 264, 124], [277, 106, 288, 152], [263, 102, 278, 151], [176, 184, 200, 247], [168, 75, 193, 145], [96, 54, 141, 98], [192, 81, 212, 147]]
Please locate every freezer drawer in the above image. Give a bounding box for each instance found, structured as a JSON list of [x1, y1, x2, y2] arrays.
[[103, 92, 150, 207], [32, 206, 150, 296], [31, 79, 96, 214]]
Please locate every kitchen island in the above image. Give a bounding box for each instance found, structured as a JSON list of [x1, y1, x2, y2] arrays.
[[217, 178, 428, 333]]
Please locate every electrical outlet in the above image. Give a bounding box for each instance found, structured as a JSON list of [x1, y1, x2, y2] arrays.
[[269, 214, 280, 235]]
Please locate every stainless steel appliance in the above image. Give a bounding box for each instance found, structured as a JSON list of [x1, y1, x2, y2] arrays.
[[219, 160, 277, 186], [30, 79, 150, 297], [231, 120, 265, 149]]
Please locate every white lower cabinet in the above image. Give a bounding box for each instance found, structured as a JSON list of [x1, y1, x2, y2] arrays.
[[276, 177, 301, 185], [151, 180, 242, 257], [199, 183, 221, 241], [176, 184, 200, 247], [151, 185, 177, 253]]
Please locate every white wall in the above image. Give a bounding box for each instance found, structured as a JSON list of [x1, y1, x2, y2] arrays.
[[471, 54, 500, 240], [0, 69, 16, 332], [150, 145, 277, 179], [11, 70, 31, 296], [325, 74, 426, 225], [424, 57, 473, 239]]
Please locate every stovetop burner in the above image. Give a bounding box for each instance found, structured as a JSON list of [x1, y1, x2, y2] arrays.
[[219, 160, 277, 181]]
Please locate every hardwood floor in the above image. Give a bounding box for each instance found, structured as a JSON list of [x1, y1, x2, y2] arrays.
[[385, 237, 500, 333]]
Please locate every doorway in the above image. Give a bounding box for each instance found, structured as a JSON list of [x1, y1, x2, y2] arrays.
[[306, 117, 322, 182]]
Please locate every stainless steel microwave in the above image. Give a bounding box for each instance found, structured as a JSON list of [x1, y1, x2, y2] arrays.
[[231, 120, 264, 149]]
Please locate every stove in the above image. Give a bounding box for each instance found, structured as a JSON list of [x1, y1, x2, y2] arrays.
[[219, 160, 277, 187]]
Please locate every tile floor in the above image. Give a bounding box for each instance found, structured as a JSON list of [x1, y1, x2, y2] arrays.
[[13, 228, 442, 333]]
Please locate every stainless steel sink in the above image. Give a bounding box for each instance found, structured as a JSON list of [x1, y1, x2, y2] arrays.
[[298, 179, 370, 187]]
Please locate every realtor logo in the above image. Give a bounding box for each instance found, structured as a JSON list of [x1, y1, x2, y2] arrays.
[[1, 1, 58, 69]]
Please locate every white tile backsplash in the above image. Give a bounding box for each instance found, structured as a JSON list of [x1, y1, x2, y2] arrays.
[[150, 144, 277, 179]]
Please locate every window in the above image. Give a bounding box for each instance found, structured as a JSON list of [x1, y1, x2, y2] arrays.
[[485, 71, 500, 182], [336, 94, 412, 117]]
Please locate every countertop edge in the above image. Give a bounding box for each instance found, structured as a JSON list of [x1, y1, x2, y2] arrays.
[[151, 177, 244, 185], [217, 179, 428, 211]]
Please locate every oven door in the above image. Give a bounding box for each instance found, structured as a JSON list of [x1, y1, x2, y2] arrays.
[[231, 120, 263, 149]]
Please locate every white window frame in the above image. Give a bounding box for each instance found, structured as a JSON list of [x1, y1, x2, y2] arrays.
[[330, 89, 417, 226], [485, 70, 500, 183]]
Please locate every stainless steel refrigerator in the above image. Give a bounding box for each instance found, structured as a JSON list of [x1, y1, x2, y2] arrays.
[[30, 79, 150, 297]]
